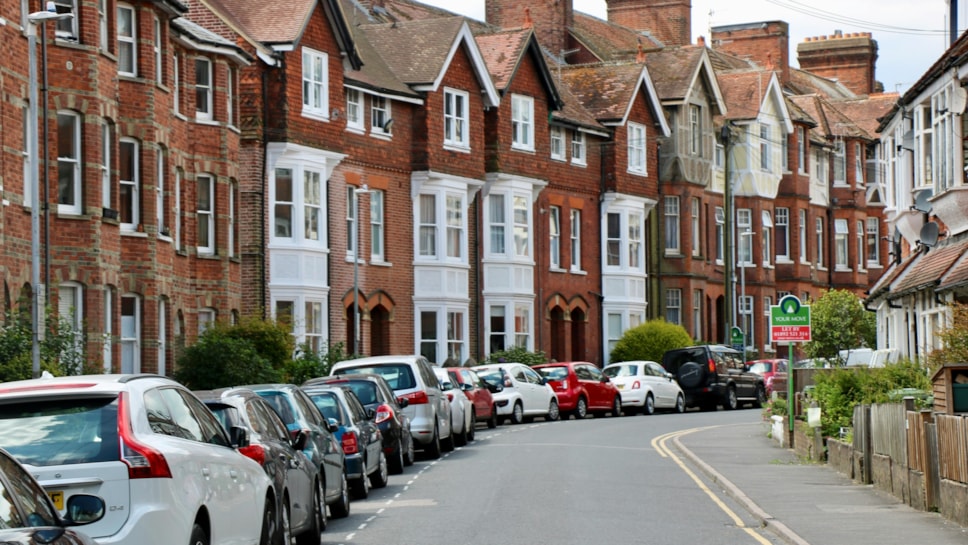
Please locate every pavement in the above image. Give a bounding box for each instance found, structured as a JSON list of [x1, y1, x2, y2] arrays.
[[674, 420, 968, 545]]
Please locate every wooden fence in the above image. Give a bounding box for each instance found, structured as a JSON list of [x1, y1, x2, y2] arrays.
[[935, 414, 968, 483]]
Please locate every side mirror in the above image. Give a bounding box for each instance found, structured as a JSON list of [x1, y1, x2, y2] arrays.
[[365, 407, 376, 420], [460, 383, 474, 392], [291, 429, 309, 451], [326, 417, 340, 433], [487, 382, 504, 393], [229, 425, 250, 448], [64, 494, 106, 525]]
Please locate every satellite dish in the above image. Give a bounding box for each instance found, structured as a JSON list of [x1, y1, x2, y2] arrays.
[[953, 86, 968, 114], [912, 188, 933, 214], [919, 221, 940, 248]]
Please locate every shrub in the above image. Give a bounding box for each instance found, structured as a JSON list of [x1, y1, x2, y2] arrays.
[[0, 309, 91, 381], [215, 317, 295, 373], [174, 331, 279, 390], [484, 346, 547, 366], [284, 341, 351, 384], [609, 319, 693, 363]]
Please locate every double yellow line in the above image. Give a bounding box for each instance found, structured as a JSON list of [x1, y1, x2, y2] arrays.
[[652, 428, 772, 545]]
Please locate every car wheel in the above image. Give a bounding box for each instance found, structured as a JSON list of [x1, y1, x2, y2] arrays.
[[296, 480, 323, 545], [403, 431, 416, 466], [611, 397, 622, 417], [190, 522, 208, 545], [370, 451, 389, 489], [675, 393, 686, 413], [546, 399, 560, 421], [724, 386, 738, 410], [510, 401, 525, 425], [573, 397, 588, 419], [455, 416, 468, 447], [487, 406, 498, 429], [276, 497, 291, 545], [643, 393, 655, 415], [351, 465, 370, 500], [329, 474, 350, 519], [258, 494, 275, 545], [442, 418, 456, 451], [425, 425, 442, 459], [389, 439, 405, 475], [753, 385, 767, 408], [467, 412, 476, 441]]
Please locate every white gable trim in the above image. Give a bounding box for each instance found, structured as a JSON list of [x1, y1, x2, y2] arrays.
[[411, 22, 500, 108]]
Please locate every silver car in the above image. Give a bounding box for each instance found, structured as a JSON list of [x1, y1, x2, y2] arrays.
[[331, 356, 452, 459]]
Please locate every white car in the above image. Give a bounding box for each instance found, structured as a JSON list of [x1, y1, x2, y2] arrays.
[[472, 363, 559, 424], [0, 374, 274, 545], [434, 367, 475, 445], [602, 361, 685, 415]]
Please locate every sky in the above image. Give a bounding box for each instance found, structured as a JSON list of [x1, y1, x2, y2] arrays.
[[418, 0, 963, 95]]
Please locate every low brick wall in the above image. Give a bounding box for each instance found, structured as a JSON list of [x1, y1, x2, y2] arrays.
[[826, 438, 853, 478]]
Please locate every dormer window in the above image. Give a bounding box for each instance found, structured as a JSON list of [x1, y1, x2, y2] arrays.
[[628, 123, 647, 175], [511, 94, 534, 151], [571, 131, 586, 165], [301, 48, 329, 120], [371, 96, 392, 136], [444, 88, 469, 149]]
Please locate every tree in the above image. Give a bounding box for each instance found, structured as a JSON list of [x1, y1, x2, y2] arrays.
[[927, 302, 968, 370], [609, 319, 693, 364], [803, 289, 876, 365], [174, 317, 293, 389]]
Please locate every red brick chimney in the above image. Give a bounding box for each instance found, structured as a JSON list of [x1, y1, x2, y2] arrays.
[[710, 21, 790, 85], [797, 30, 879, 95], [606, 0, 691, 47], [485, 0, 573, 57]]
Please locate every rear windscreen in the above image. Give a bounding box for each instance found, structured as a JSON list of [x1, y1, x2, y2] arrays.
[[536, 366, 568, 381], [339, 365, 415, 391], [345, 382, 378, 406], [0, 397, 120, 466]]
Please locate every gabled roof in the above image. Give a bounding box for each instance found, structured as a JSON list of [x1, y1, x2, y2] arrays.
[[172, 17, 253, 64], [341, 6, 422, 100], [570, 12, 663, 62], [359, 17, 500, 106], [363, 0, 492, 32], [476, 28, 562, 109], [832, 93, 898, 138], [643, 46, 726, 115], [787, 94, 871, 142], [551, 81, 609, 135], [891, 238, 968, 296], [939, 240, 968, 291], [785, 96, 818, 128], [718, 70, 792, 133], [786, 68, 858, 100], [558, 63, 670, 136]]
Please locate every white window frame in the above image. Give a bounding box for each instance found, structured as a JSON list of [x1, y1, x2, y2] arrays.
[[172, 53, 180, 115], [443, 88, 469, 149], [605, 210, 645, 272], [416, 190, 466, 264], [195, 57, 213, 121], [570, 209, 582, 272], [270, 165, 326, 247], [693, 289, 702, 338], [714, 206, 724, 263], [274, 167, 294, 240], [58, 282, 83, 356], [799, 209, 808, 263], [606, 212, 621, 267], [866, 217, 880, 267], [571, 130, 586, 165], [371, 96, 391, 136], [301, 48, 329, 120], [119, 138, 140, 231], [157, 299, 167, 376], [419, 307, 469, 363], [691, 197, 701, 257], [797, 127, 806, 173], [775, 207, 790, 261], [198, 307, 216, 333], [737, 208, 752, 265], [57, 110, 82, 215], [485, 192, 532, 259], [664, 196, 680, 254], [815, 216, 825, 268], [485, 302, 533, 352], [23, 106, 32, 208], [100, 120, 112, 211], [305, 301, 324, 353], [689, 104, 701, 156], [103, 288, 113, 373], [226, 66, 236, 128], [346, 186, 358, 257], [120, 294, 141, 374], [511, 94, 534, 151], [629, 212, 642, 269], [550, 127, 565, 161], [370, 189, 385, 263], [156, 147, 167, 237], [834, 218, 849, 269], [740, 295, 754, 348], [628, 122, 647, 175], [345, 88, 363, 131], [98, 0, 109, 51], [856, 220, 865, 271], [762, 211, 772, 266], [229, 180, 238, 258], [833, 140, 847, 185], [197, 173, 215, 255], [854, 142, 864, 187], [549, 206, 561, 269], [174, 169, 182, 250], [759, 123, 771, 172], [153, 16, 163, 83], [51, 0, 78, 40], [418, 194, 437, 258], [304, 170, 322, 243], [666, 289, 682, 325]]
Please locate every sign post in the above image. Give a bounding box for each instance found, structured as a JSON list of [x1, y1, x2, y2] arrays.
[[770, 295, 811, 433], [730, 326, 744, 353]]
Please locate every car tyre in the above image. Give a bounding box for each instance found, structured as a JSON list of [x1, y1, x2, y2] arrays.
[[296, 480, 323, 545], [724, 386, 738, 410], [442, 420, 456, 452], [403, 431, 416, 466], [389, 439, 405, 475], [425, 425, 442, 459], [276, 497, 291, 545], [643, 393, 655, 415], [190, 522, 208, 545], [467, 412, 476, 441], [487, 406, 499, 429], [546, 399, 560, 421], [753, 385, 767, 408], [351, 465, 370, 500], [675, 393, 686, 413], [259, 494, 275, 545], [572, 397, 588, 419], [455, 417, 468, 447], [370, 451, 389, 489], [611, 396, 622, 418], [329, 474, 351, 519], [509, 401, 525, 425]]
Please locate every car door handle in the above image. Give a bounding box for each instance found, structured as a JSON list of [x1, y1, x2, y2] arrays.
[[202, 467, 211, 477]]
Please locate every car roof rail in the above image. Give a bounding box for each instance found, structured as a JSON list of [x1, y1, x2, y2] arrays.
[[118, 373, 167, 384]]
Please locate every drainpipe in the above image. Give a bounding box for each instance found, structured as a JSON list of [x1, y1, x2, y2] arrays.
[[260, 68, 269, 319], [720, 123, 734, 342]]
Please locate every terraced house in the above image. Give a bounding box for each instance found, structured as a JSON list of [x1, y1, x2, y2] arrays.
[[0, 0, 899, 374]]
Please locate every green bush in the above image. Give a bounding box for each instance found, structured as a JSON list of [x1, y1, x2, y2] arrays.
[[284, 341, 351, 384], [484, 346, 547, 366], [0, 309, 91, 381], [216, 317, 295, 373], [174, 331, 279, 390], [609, 319, 693, 364]]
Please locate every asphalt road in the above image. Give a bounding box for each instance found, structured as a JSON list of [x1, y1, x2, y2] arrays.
[[319, 408, 783, 545]]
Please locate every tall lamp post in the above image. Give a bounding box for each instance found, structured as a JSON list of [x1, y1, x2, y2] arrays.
[[27, 3, 72, 378], [352, 185, 369, 356]]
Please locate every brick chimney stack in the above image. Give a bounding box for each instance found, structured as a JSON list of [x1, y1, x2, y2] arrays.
[[485, 0, 573, 57], [710, 21, 790, 84], [797, 31, 879, 95], [606, 0, 691, 47]]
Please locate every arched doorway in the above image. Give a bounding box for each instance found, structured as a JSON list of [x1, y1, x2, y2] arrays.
[[370, 305, 390, 356], [549, 306, 566, 362], [570, 307, 586, 362]]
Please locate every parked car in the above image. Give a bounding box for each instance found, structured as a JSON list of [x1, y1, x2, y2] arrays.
[[195, 387, 323, 545], [602, 361, 685, 415], [303, 373, 414, 474], [447, 367, 500, 429], [245, 384, 351, 520], [0, 446, 105, 545], [300, 384, 388, 499], [472, 363, 560, 424], [747, 359, 788, 395], [534, 362, 622, 419], [330, 356, 452, 459], [661, 345, 767, 410], [433, 367, 475, 445], [0, 374, 274, 545]]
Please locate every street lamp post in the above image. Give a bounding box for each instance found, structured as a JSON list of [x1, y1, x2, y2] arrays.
[[352, 185, 369, 356], [26, 3, 72, 378], [739, 228, 753, 362]]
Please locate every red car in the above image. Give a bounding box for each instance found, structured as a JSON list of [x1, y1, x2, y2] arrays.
[[533, 362, 622, 419], [447, 367, 501, 428], [747, 359, 788, 395]]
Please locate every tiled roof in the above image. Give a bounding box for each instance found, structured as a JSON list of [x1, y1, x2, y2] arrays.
[[342, 8, 420, 98], [371, 0, 491, 31], [892, 238, 968, 295], [938, 237, 968, 291], [785, 96, 817, 127], [552, 79, 608, 132], [216, 0, 314, 43], [359, 17, 467, 86], [571, 12, 662, 62], [717, 70, 772, 121], [706, 47, 756, 72], [475, 29, 533, 90], [787, 68, 857, 100], [788, 94, 870, 142], [558, 63, 649, 122], [867, 256, 914, 299], [832, 93, 898, 137], [642, 46, 705, 102]]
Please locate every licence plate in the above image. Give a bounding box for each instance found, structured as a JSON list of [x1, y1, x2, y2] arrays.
[[616, 384, 624, 390], [48, 491, 63, 511]]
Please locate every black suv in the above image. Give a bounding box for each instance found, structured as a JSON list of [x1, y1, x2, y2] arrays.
[[660, 345, 766, 411]]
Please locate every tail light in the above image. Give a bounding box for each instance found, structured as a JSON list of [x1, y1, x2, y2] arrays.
[[400, 391, 429, 405], [708, 358, 717, 374], [374, 403, 394, 424], [118, 392, 172, 479], [503, 374, 512, 388], [631, 380, 641, 390], [238, 444, 266, 466], [341, 431, 359, 455]]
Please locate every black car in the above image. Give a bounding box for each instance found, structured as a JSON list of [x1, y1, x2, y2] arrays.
[[195, 388, 323, 545], [0, 447, 104, 545], [303, 374, 414, 474], [660, 345, 766, 411]]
